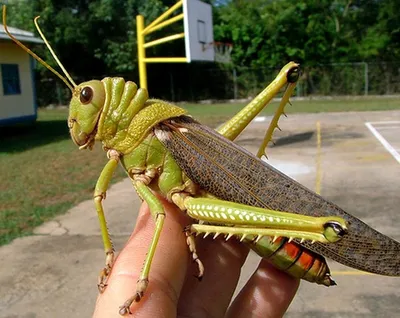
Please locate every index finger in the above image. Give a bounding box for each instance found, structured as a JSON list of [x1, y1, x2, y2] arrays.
[[93, 200, 190, 317]]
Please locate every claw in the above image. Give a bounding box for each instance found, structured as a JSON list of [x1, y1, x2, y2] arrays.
[[194, 258, 205, 280], [97, 262, 113, 294], [119, 305, 131, 316], [97, 282, 107, 293], [118, 290, 144, 316]]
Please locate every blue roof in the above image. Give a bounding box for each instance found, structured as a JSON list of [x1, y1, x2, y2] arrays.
[[0, 25, 43, 44]]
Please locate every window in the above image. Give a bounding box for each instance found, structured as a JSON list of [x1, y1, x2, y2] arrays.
[[1, 64, 21, 95]]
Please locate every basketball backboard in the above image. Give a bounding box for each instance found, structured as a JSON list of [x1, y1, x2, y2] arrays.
[[183, 0, 214, 62]]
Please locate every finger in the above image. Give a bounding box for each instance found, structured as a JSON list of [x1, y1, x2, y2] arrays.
[[93, 200, 190, 318], [226, 259, 299, 318], [177, 236, 249, 318]]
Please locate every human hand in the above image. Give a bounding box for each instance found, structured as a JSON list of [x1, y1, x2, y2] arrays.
[[93, 200, 299, 317]]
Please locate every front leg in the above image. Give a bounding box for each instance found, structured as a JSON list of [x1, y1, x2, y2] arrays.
[[94, 150, 120, 292], [118, 178, 166, 315]]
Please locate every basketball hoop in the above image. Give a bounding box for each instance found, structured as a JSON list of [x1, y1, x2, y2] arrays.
[[213, 42, 233, 64]]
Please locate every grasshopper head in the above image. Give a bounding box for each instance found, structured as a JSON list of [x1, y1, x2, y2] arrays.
[[68, 80, 105, 150]]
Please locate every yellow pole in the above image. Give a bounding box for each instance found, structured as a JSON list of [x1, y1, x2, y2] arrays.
[[144, 32, 185, 48], [144, 13, 184, 35], [144, 0, 183, 33], [136, 15, 147, 89], [144, 57, 187, 63]]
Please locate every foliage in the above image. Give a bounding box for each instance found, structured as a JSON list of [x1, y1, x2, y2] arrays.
[[213, 0, 400, 68], [5, 0, 181, 77], [3, 0, 400, 101]]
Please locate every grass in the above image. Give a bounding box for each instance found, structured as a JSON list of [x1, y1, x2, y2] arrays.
[[0, 109, 126, 245], [183, 97, 400, 126], [1, 96, 400, 245]]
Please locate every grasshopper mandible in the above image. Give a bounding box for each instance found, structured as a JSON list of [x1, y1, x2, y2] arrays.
[[4, 6, 399, 316]]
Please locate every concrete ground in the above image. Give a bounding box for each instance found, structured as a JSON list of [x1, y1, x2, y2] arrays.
[[1, 110, 399, 318]]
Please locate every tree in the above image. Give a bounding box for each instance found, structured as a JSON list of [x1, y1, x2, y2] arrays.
[[213, 0, 400, 67]]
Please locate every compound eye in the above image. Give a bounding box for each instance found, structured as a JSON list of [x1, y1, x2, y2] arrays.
[[80, 86, 93, 104]]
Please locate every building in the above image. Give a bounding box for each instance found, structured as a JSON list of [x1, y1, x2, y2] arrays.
[[0, 25, 43, 125]]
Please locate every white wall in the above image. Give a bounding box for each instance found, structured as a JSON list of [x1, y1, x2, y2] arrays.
[[0, 41, 36, 122]]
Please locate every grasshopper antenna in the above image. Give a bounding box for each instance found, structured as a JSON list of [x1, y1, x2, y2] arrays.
[[34, 16, 77, 89], [2, 5, 75, 92]]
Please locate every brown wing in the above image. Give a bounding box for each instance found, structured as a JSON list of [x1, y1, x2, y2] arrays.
[[154, 115, 400, 276]]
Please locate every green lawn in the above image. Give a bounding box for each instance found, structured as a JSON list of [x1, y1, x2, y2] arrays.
[[1, 97, 400, 245], [0, 109, 125, 245], [184, 97, 400, 126]]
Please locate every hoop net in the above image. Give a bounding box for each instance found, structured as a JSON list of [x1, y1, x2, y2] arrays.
[[213, 42, 233, 64]]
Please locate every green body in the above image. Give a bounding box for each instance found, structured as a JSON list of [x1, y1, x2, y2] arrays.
[[121, 134, 195, 200], [66, 63, 350, 316], [65, 63, 399, 315]]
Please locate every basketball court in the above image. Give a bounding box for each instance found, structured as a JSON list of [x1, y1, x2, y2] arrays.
[[365, 121, 400, 164], [234, 110, 400, 317]]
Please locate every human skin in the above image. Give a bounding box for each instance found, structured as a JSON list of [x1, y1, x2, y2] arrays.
[[93, 199, 299, 318]]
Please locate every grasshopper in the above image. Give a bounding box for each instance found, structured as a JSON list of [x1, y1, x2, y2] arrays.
[[4, 6, 399, 316]]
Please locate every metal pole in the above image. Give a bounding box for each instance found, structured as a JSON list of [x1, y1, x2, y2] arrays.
[[136, 15, 147, 89], [56, 81, 62, 105], [143, 0, 183, 33], [233, 68, 238, 99], [364, 62, 369, 96], [169, 72, 175, 101]]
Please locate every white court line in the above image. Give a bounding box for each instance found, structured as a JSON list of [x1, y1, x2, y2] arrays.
[[254, 116, 267, 122], [365, 122, 400, 164], [374, 126, 400, 129], [368, 121, 400, 125]]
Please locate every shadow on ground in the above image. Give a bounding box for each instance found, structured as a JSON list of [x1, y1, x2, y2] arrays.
[[238, 131, 315, 148], [0, 120, 70, 153], [272, 131, 314, 147]]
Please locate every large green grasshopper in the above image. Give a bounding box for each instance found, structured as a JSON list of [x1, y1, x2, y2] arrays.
[[4, 6, 400, 316]]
